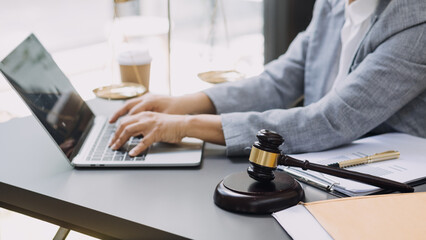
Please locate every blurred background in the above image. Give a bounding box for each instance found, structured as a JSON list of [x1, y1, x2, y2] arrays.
[[0, 0, 265, 95]]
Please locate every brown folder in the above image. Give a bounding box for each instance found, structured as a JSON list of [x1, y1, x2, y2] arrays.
[[304, 192, 426, 240]]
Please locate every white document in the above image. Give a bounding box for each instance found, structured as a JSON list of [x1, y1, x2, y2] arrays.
[[272, 204, 332, 240], [280, 133, 426, 196]]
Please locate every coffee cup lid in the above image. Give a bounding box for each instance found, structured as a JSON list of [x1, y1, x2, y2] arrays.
[[117, 46, 152, 65]]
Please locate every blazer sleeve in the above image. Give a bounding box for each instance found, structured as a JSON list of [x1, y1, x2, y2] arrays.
[[219, 22, 426, 156], [203, 19, 314, 113]]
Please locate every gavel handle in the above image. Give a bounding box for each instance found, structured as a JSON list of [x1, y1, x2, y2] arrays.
[[280, 155, 414, 193]]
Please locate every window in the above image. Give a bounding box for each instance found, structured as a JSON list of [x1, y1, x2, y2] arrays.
[[0, 0, 263, 97], [0, 0, 113, 92]]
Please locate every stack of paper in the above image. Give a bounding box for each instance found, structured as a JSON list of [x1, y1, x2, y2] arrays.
[[280, 133, 426, 196]]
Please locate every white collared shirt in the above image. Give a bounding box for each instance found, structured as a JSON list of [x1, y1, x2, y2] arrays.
[[330, 0, 379, 89]]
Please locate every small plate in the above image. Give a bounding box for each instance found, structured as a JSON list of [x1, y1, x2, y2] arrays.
[[93, 82, 147, 100], [198, 70, 244, 84]]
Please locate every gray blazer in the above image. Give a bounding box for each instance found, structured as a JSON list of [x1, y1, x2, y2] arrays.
[[204, 0, 426, 156]]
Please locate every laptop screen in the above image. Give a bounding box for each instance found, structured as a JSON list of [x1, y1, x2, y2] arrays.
[[0, 34, 95, 161]]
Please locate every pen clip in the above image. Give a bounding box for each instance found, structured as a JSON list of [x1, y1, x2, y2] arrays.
[[366, 150, 400, 163]]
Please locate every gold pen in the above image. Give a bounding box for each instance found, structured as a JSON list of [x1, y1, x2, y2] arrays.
[[327, 150, 400, 168]]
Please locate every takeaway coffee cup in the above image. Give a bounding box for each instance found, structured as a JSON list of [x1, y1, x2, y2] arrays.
[[117, 47, 152, 90]]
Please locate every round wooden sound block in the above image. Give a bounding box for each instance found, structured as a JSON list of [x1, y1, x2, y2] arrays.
[[214, 171, 304, 214]]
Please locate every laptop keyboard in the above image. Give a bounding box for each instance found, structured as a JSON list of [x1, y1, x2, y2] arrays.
[[86, 122, 147, 161]]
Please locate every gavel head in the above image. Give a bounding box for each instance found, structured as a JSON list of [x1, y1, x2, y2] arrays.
[[247, 129, 284, 182]]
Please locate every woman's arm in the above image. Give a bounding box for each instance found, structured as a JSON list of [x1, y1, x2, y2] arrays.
[[220, 23, 426, 156], [203, 29, 309, 114], [184, 114, 224, 145]]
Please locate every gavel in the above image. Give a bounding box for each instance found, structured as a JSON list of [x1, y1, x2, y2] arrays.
[[247, 129, 414, 193], [214, 129, 414, 214]]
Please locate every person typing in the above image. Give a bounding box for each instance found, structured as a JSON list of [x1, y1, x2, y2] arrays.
[[109, 0, 426, 158]]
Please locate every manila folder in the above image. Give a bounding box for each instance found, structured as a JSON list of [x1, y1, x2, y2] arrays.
[[304, 192, 426, 240]]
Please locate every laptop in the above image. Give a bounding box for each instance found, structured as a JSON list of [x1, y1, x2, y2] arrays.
[[0, 34, 203, 167]]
